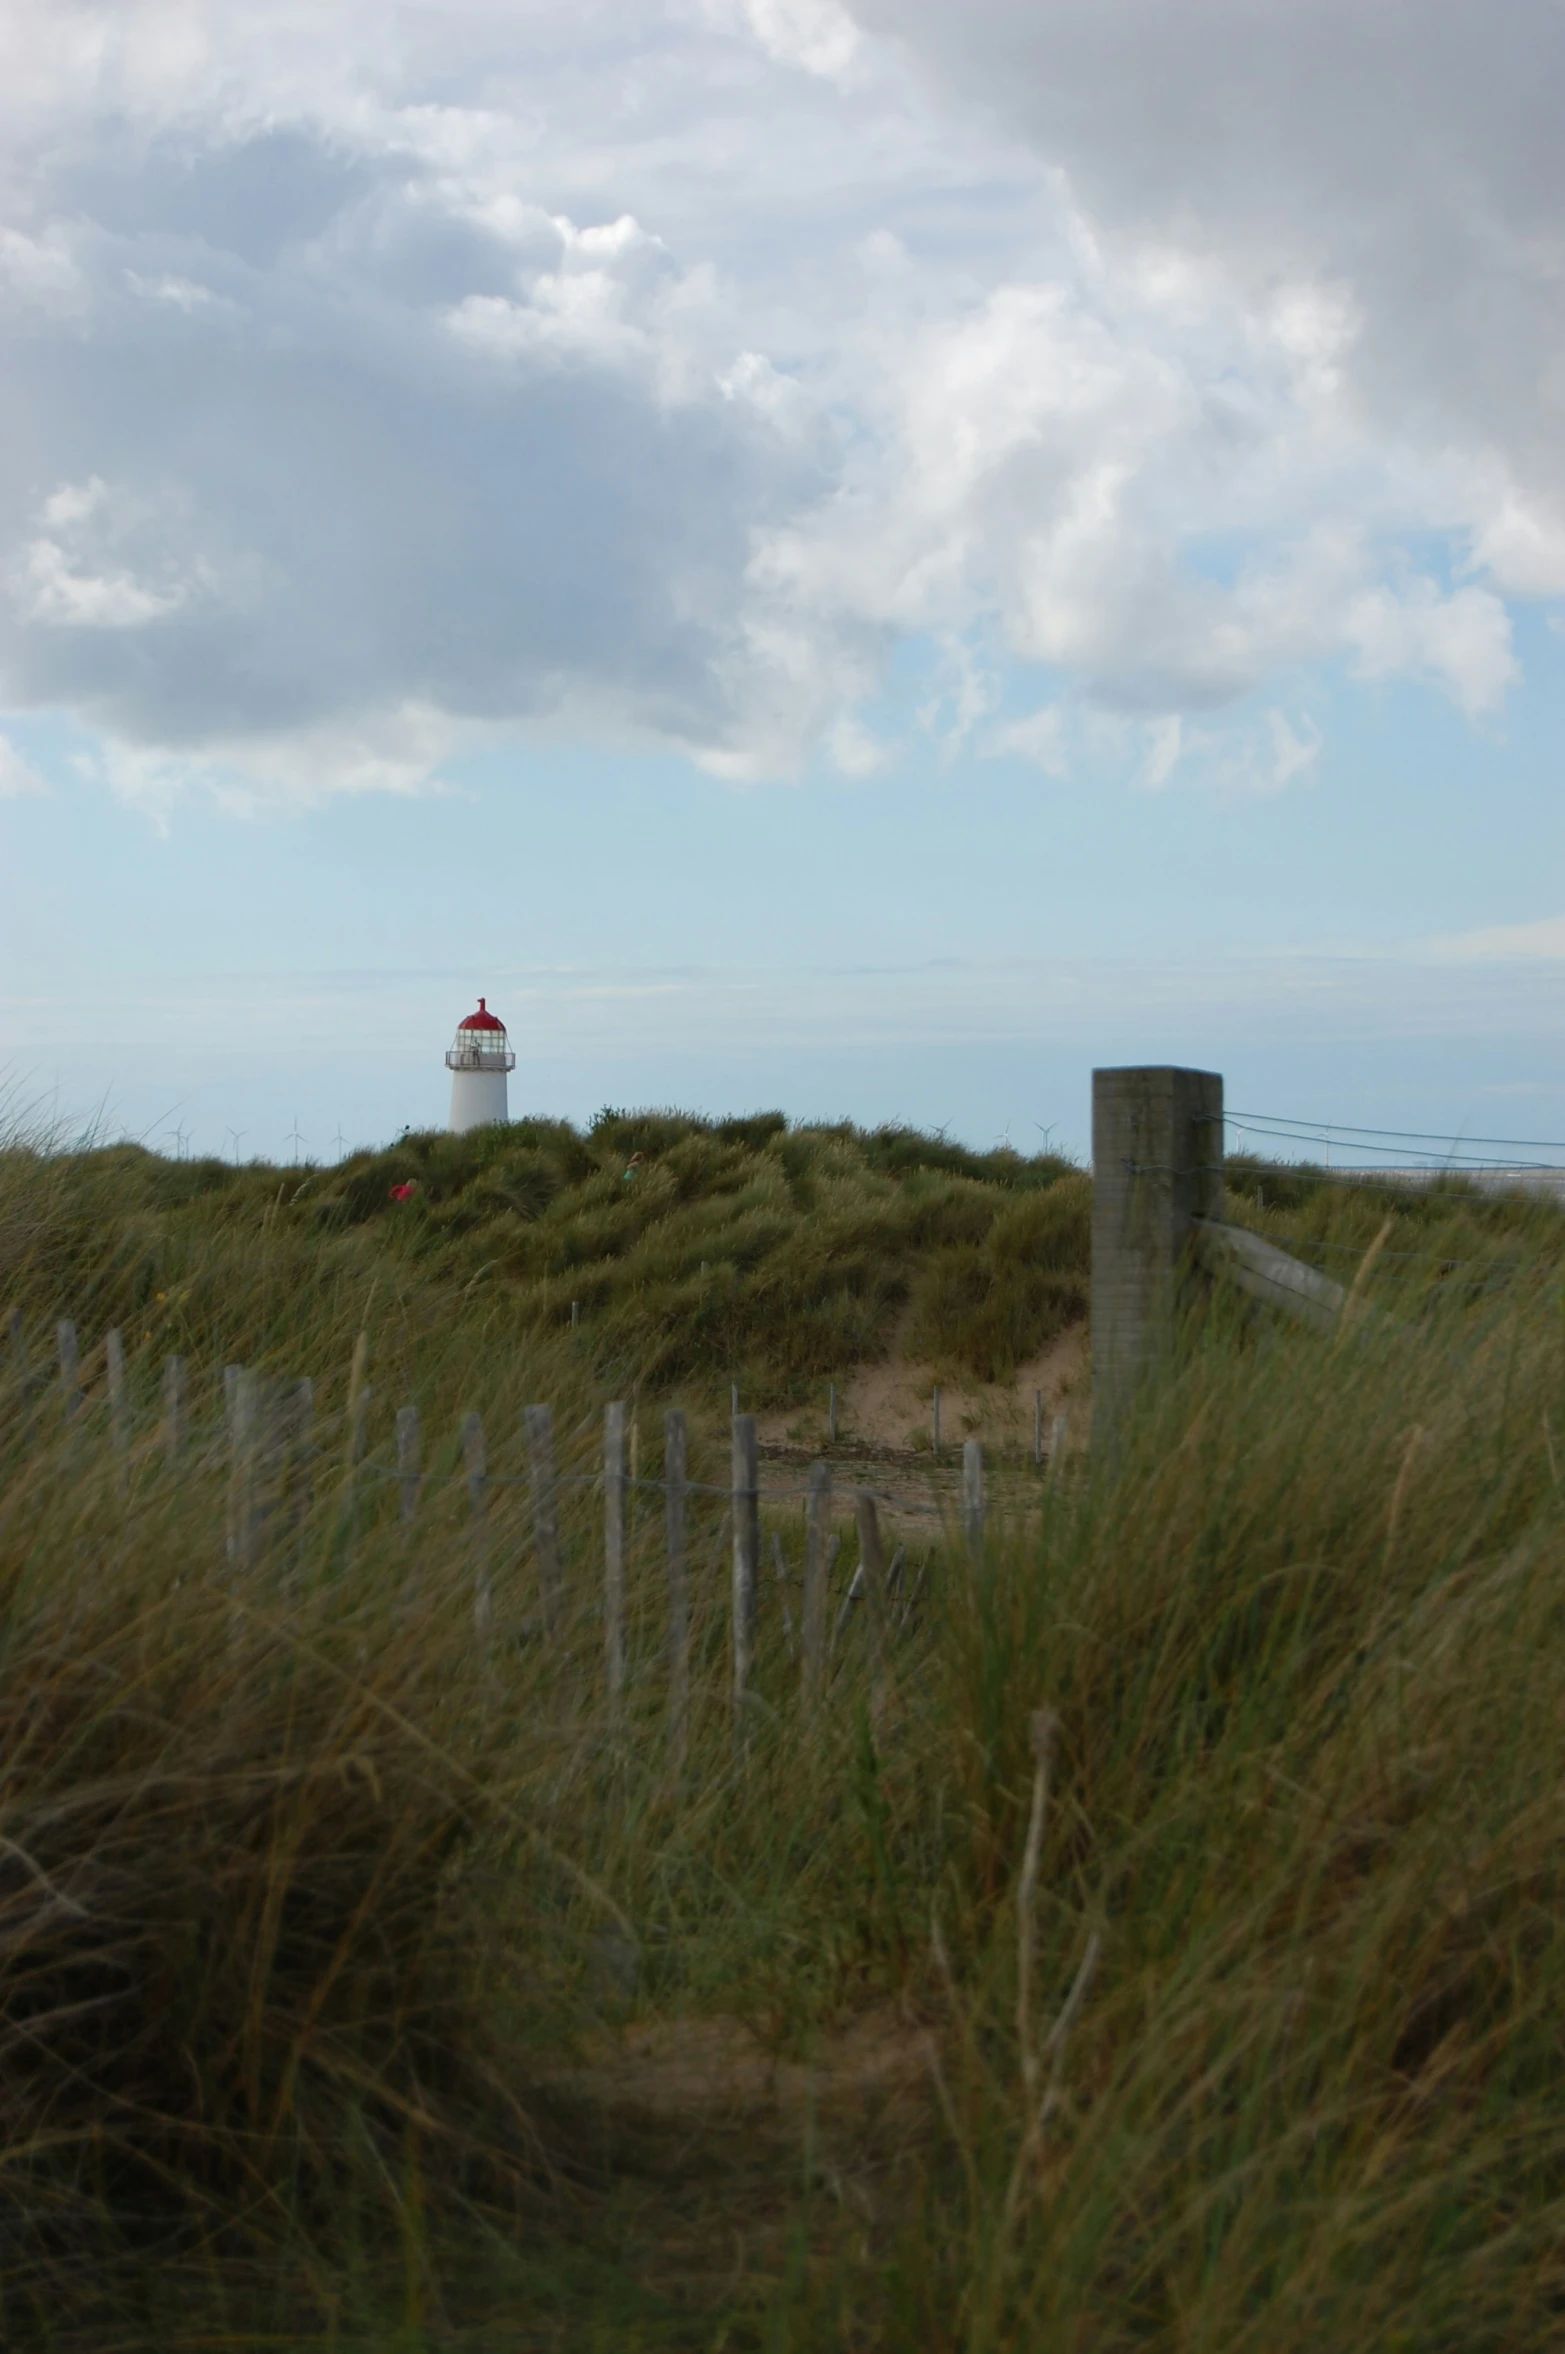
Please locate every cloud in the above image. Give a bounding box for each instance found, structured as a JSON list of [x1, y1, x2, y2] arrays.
[[76, 701, 468, 823], [19, 477, 204, 629], [0, 223, 84, 309], [1142, 716, 1183, 792], [986, 696, 1321, 799], [1265, 710, 1320, 793], [733, 0, 863, 80], [1344, 578, 1517, 719], [989, 703, 1066, 776], [848, 0, 1565, 602], [124, 268, 233, 313], [0, 0, 1558, 805], [825, 713, 888, 776], [722, 240, 1527, 736], [1430, 915, 1565, 964], [0, 182, 831, 781], [0, 730, 45, 796]]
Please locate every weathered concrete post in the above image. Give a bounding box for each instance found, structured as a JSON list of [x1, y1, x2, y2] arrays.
[[1091, 1066, 1223, 1448]]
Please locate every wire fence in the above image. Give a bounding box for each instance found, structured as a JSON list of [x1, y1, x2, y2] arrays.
[[355, 1456, 947, 1512], [1198, 1103, 1565, 1281], [1096, 1067, 1565, 1438], [1216, 1107, 1565, 1178], [1254, 1232, 1522, 1270], [1098, 1073, 1565, 1410]]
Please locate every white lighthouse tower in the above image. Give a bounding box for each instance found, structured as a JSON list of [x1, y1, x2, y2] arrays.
[[445, 997, 515, 1134]]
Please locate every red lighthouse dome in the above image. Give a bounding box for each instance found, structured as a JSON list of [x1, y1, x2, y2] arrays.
[[458, 998, 505, 1034]]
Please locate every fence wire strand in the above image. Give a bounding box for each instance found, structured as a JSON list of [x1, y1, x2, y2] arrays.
[[1217, 1108, 1565, 1155], [1218, 1111, 1565, 1176], [355, 1457, 946, 1516]]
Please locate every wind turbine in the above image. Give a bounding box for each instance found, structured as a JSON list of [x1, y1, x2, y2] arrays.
[[332, 1124, 348, 1160], [226, 1128, 247, 1166], [285, 1115, 307, 1164]]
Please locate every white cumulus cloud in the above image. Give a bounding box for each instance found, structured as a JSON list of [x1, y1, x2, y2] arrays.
[[0, 0, 1557, 805], [0, 730, 45, 796]]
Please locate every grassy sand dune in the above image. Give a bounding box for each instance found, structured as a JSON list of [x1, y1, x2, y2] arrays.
[[3, 1119, 1565, 2344], [0, 1109, 1086, 1415]]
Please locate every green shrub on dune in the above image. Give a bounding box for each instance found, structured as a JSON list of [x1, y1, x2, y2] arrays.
[[0, 1111, 1084, 1408]]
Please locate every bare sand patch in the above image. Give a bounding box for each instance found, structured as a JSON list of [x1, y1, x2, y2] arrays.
[[541, 2006, 937, 2136], [757, 1318, 1089, 1461]]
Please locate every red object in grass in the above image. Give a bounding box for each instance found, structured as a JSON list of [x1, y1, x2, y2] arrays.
[[389, 1181, 419, 1202]]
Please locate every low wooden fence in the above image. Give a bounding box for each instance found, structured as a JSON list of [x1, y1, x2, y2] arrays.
[[5, 1308, 1031, 1738]]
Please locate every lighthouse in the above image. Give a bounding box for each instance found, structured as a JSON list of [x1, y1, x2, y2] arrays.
[[445, 998, 515, 1134]]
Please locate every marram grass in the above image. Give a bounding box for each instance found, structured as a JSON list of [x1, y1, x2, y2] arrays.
[[1, 1123, 1564, 2344]]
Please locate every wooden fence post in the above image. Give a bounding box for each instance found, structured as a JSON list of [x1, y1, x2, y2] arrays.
[[731, 1412, 759, 1714], [1091, 1066, 1224, 1450], [343, 1330, 370, 1530], [338, 1376, 371, 1564], [803, 1460, 832, 1714], [773, 1532, 796, 1657], [260, 1377, 288, 1541], [463, 1411, 490, 1634], [664, 1410, 689, 1757], [105, 1328, 128, 1469], [229, 1368, 259, 1570], [8, 1311, 31, 1445], [285, 1377, 314, 1555], [854, 1490, 891, 1729], [604, 1401, 628, 1708], [396, 1404, 421, 1523], [525, 1404, 563, 1635], [57, 1320, 80, 1424], [162, 1355, 186, 1468], [963, 1438, 985, 1557]]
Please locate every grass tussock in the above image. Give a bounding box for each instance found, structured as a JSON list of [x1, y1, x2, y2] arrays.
[[0, 1447, 559, 2339], [3, 1123, 1565, 2342], [911, 1289, 1565, 2349]]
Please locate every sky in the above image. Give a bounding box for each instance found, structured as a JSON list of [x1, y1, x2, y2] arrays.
[[2, 0, 1564, 1163]]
